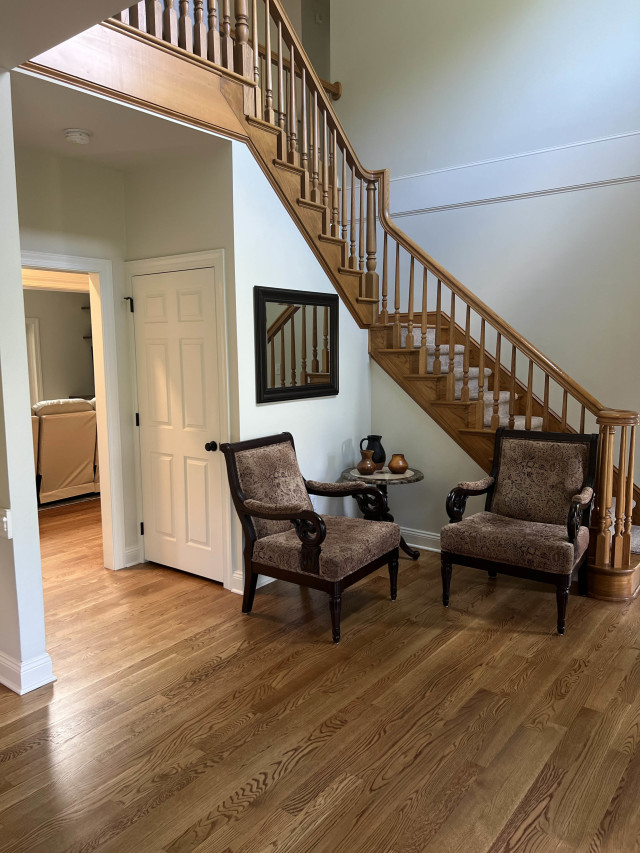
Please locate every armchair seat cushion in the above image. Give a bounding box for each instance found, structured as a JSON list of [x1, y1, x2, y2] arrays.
[[253, 516, 401, 581], [441, 511, 589, 574]]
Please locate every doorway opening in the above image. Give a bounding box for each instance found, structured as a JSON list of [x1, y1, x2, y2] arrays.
[[21, 252, 127, 574], [23, 266, 104, 570]]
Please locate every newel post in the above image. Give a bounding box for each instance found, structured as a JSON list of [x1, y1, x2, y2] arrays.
[[364, 180, 379, 300], [589, 409, 640, 601]]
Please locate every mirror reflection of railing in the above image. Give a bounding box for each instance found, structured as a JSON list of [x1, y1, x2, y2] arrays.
[[266, 303, 330, 389]]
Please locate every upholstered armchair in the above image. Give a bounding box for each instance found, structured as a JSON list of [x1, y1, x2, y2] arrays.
[[221, 432, 401, 643], [440, 429, 599, 634]]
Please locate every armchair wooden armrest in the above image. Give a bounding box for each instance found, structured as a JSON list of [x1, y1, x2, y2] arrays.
[[567, 486, 594, 543], [242, 498, 326, 572], [306, 479, 388, 515], [446, 476, 495, 522]]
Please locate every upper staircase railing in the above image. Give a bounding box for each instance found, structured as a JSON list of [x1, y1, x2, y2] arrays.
[[110, 0, 639, 584]]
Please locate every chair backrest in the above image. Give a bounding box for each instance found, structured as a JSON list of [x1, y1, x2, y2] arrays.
[[221, 432, 313, 540], [488, 430, 598, 526]]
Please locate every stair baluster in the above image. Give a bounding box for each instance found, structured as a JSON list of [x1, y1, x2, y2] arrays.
[[542, 373, 550, 430], [392, 242, 401, 348], [263, 0, 274, 121], [301, 305, 307, 385], [221, 0, 233, 68], [312, 306, 319, 372], [341, 151, 348, 242], [358, 179, 364, 272], [252, 0, 261, 115], [322, 110, 329, 211], [561, 390, 568, 431], [178, 0, 193, 52], [322, 306, 329, 372], [194, 0, 206, 57], [405, 256, 415, 350], [460, 304, 471, 403], [147, 0, 162, 36], [300, 70, 308, 171], [349, 165, 356, 268], [207, 0, 220, 63], [446, 292, 456, 401], [508, 344, 516, 429], [433, 279, 442, 376], [163, 0, 178, 45], [380, 233, 389, 325], [290, 315, 297, 386], [277, 23, 285, 129], [524, 359, 533, 430], [418, 267, 428, 374], [127, 3, 146, 32], [476, 319, 485, 427], [270, 337, 276, 387], [491, 333, 501, 429], [280, 327, 286, 387], [580, 405, 586, 433], [288, 42, 298, 164], [331, 129, 339, 236], [311, 92, 319, 201]]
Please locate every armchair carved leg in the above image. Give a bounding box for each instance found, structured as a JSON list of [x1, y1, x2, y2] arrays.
[[329, 585, 342, 644], [555, 577, 571, 635], [389, 549, 399, 601], [242, 568, 258, 614], [441, 554, 452, 607]]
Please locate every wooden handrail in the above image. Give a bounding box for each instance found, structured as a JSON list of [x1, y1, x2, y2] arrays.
[[267, 304, 299, 342], [371, 168, 607, 417]]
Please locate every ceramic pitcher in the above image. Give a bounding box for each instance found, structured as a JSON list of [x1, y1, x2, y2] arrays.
[[360, 435, 386, 471]]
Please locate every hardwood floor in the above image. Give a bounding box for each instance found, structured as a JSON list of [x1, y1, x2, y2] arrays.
[[1, 500, 639, 852]]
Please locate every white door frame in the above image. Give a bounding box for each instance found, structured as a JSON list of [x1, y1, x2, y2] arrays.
[[21, 250, 126, 570], [126, 250, 233, 590]]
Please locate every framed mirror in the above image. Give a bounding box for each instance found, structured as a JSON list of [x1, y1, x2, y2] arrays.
[[254, 286, 339, 403]]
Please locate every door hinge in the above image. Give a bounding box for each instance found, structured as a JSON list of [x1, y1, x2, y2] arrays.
[[135, 412, 140, 426], [140, 522, 144, 535], [124, 296, 134, 313]]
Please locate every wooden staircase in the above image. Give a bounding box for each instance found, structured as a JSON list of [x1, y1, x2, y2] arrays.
[[25, 0, 640, 601]]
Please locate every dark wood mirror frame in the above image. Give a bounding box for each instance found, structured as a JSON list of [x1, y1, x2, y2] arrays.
[[254, 286, 339, 403]]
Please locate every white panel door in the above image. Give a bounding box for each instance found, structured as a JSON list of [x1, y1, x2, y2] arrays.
[[133, 267, 225, 581]]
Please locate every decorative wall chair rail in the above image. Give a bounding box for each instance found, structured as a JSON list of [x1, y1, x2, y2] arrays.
[[103, 0, 639, 589]]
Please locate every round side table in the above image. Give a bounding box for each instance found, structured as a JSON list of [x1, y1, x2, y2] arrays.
[[340, 466, 424, 560]]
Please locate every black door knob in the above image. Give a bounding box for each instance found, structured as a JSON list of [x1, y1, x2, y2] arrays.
[[204, 441, 218, 452]]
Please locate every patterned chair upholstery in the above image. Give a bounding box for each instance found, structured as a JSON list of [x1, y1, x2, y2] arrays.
[[440, 429, 599, 634], [221, 432, 401, 643]]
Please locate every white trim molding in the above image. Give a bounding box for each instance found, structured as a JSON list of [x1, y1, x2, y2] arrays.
[[21, 250, 127, 571], [0, 651, 56, 695], [401, 527, 441, 553], [388, 131, 640, 218]]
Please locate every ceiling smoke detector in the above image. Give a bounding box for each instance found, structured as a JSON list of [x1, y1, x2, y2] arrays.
[[64, 128, 91, 145]]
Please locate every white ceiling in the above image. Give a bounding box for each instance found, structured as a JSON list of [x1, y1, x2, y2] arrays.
[[0, 0, 126, 71], [10, 71, 230, 169]]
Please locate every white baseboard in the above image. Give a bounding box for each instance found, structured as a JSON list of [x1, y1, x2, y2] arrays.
[[124, 545, 144, 568], [230, 569, 274, 595], [0, 651, 56, 695], [401, 526, 441, 553]]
